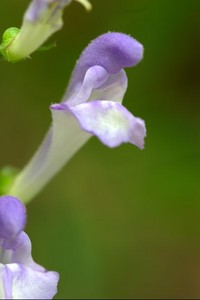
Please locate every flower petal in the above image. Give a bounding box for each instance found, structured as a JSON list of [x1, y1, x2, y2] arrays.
[[25, 0, 71, 23], [0, 196, 47, 271], [0, 264, 5, 299], [0, 196, 26, 239], [66, 65, 109, 105], [1, 232, 44, 272], [65, 32, 143, 99], [66, 65, 127, 106], [1, 264, 58, 299], [53, 101, 146, 148]]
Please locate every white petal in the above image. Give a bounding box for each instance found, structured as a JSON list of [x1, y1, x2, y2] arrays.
[[69, 100, 146, 148], [0, 264, 5, 299], [2, 264, 58, 299]]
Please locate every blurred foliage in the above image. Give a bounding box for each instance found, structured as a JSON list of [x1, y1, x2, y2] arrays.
[[0, 0, 200, 298]]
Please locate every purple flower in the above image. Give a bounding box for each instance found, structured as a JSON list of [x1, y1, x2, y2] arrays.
[[9, 32, 146, 202], [52, 32, 145, 148], [0, 195, 59, 299]]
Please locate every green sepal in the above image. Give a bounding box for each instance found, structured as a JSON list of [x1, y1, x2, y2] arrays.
[[0, 27, 21, 62], [0, 166, 19, 196]]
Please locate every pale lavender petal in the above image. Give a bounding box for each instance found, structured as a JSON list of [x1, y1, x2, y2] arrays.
[[66, 65, 109, 106], [66, 65, 127, 106], [0, 266, 9, 299], [2, 264, 58, 299], [51, 101, 146, 148], [1, 232, 44, 272], [65, 32, 143, 99], [0, 196, 26, 239], [0, 264, 5, 298], [88, 70, 127, 103], [25, 0, 72, 22]]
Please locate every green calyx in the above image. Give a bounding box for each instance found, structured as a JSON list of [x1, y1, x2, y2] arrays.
[[0, 26, 56, 63], [0, 27, 21, 62], [0, 166, 19, 195]]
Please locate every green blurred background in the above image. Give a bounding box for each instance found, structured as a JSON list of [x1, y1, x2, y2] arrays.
[[1, 0, 200, 298]]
